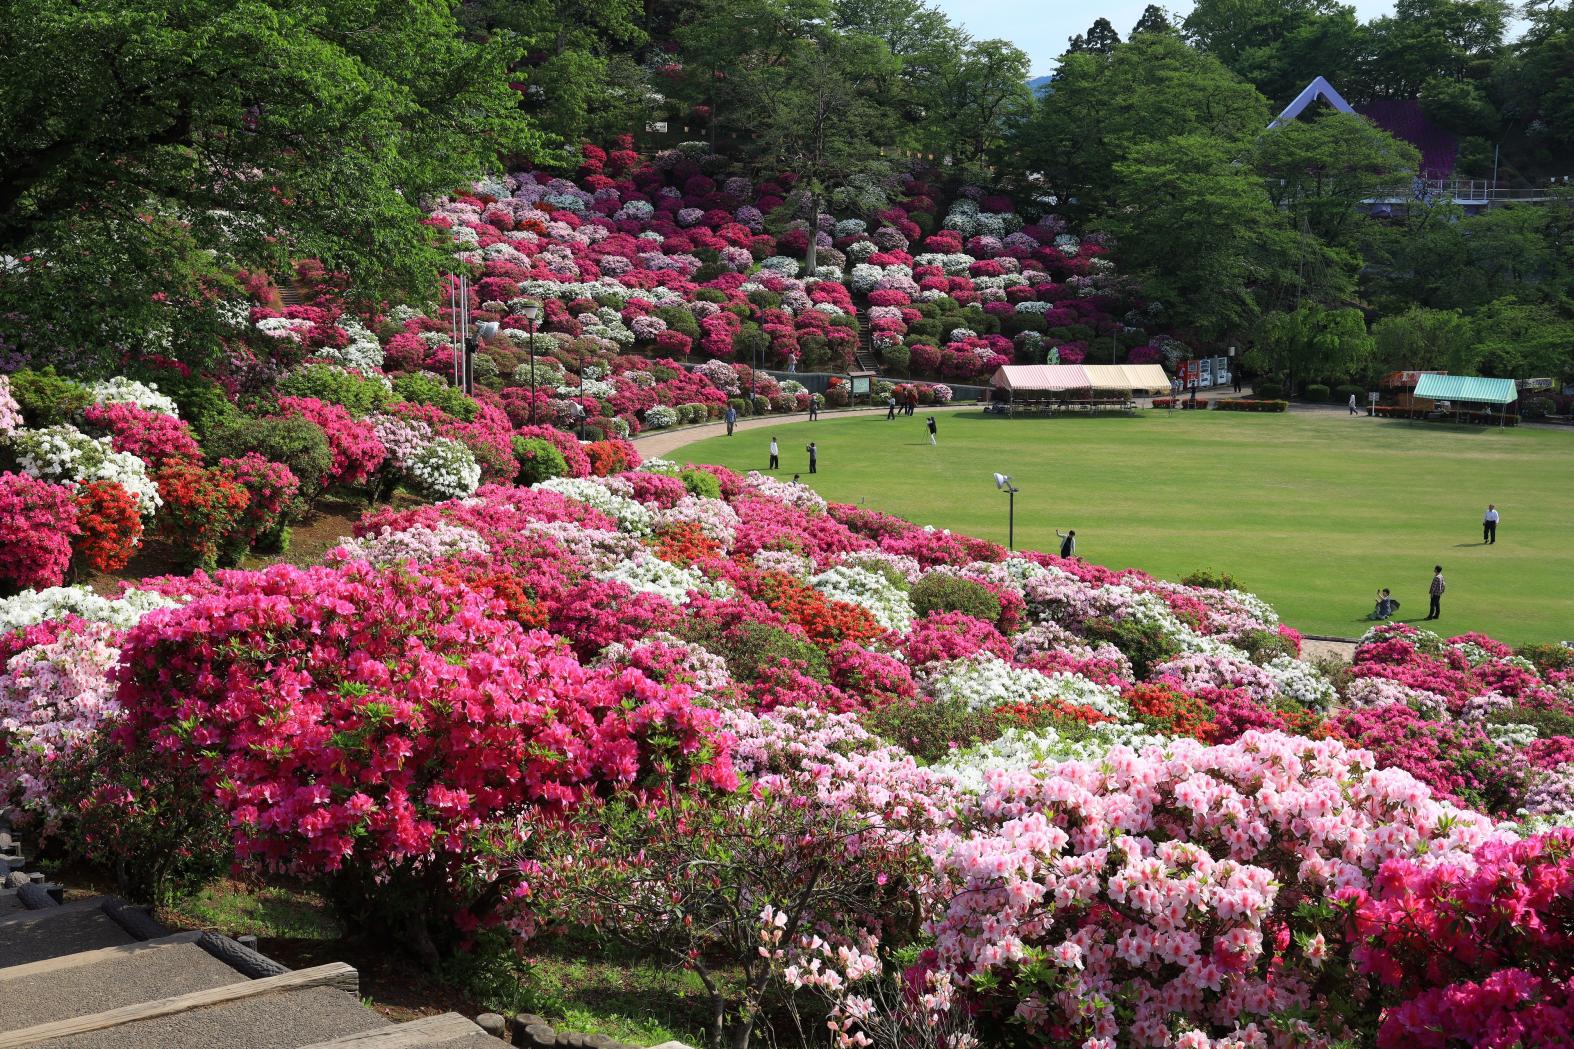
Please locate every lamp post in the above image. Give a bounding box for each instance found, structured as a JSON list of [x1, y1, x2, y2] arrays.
[[519, 299, 542, 425], [993, 472, 1019, 550], [578, 342, 587, 441], [465, 320, 499, 397]]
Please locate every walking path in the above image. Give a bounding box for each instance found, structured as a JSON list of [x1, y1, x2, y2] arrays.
[[632, 403, 975, 460]]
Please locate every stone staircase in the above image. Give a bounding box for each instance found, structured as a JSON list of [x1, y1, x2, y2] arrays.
[[0, 810, 507, 1049], [853, 308, 878, 373]]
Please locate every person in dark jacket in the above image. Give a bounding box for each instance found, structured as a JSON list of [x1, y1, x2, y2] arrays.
[[724, 405, 737, 436], [1426, 565, 1445, 620], [806, 441, 818, 474], [926, 416, 937, 445], [1057, 529, 1076, 558], [808, 397, 819, 421]]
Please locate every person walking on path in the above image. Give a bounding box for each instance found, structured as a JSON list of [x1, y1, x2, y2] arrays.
[[808, 397, 819, 421], [907, 387, 919, 416], [805, 441, 818, 474], [886, 394, 897, 420], [1349, 393, 1360, 415], [926, 415, 938, 445], [1057, 529, 1077, 558], [1426, 565, 1446, 620], [1232, 370, 1243, 394], [768, 437, 779, 470], [725, 405, 737, 436], [1483, 504, 1499, 544]]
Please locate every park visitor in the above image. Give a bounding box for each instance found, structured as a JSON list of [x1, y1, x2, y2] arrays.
[[886, 394, 897, 420], [1058, 529, 1077, 558], [791, 473, 801, 484], [1484, 504, 1499, 544], [1370, 588, 1399, 620], [768, 437, 779, 470], [806, 441, 817, 474], [1426, 565, 1446, 620], [907, 387, 919, 415], [926, 415, 937, 445], [808, 397, 818, 421], [724, 405, 737, 436], [1349, 393, 1359, 415]]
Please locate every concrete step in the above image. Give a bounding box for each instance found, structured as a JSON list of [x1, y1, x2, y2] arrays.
[[0, 935, 245, 1032], [297, 1013, 505, 1048], [0, 963, 378, 1049], [0, 899, 136, 968]]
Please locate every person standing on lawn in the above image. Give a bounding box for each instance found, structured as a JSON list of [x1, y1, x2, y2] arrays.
[[725, 405, 737, 436], [1057, 529, 1076, 558], [806, 441, 817, 474], [886, 394, 897, 420], [907, 387, 919, 416], [768, 436, 779, 470], [1484, 504, 1499, 544], [1426, 565, 1446, 620], [926, 415, 937, 445], [808, 396, 819, 421], [1349, 393, 1360, 415]]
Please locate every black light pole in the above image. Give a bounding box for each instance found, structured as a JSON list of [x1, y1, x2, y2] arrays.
[[578, 343, 587, 441], [994, 473, 1019, 550], [520, 300, 542, 425], [465, 321, 498, 397]]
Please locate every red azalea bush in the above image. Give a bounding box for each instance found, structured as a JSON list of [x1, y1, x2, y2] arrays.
[[71, 480, 143, 572], [154, 461, 252, 570], [586, 437, 641, 477], [218, 453, 299, 559], [275, 395, 386, 486], [108, 561, 736, 956], [0, 472, 80, 589]]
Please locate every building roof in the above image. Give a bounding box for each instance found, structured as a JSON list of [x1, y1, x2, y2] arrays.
[[1269, 76, 1355, 129], [1413, 374, 1518, 404]]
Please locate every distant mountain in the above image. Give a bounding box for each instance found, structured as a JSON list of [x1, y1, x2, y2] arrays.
[[1027, 75, 1053, 97]]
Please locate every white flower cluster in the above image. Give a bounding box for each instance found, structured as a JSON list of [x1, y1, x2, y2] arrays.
[[313, 319, 385, 372], [643, 405, 678, 429], [0, 586, 181, 634], [538, 477, 655, 535], [1264, 656, 1338, 709], [934, 725, 1174, 794], [333, 522, 489, 568], [924, 654, 1127, 718], [405, 438, 482, 500], [10, 425, 161, 515], [753, 549, 813, 578], [597, 551, 732, 603], [89, 377, 178, 417], [743, 472, 827, 513], [638, 458, 681, 475], [809, 564, 913, 632]]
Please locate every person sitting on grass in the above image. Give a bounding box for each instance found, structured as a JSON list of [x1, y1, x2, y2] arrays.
[[1369, 588, 1399, 620]]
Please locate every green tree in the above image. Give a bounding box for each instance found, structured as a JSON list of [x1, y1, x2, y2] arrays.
[[1254, 111, 1420, 245], [1371, 307, 1480, 373], [1104, 134, 1292, 340], [742, 25, 902, 270], [1067, 17, 1122, 55], [1131, 4, 1177, 37], [920, 39, 1034, 170], [1359, 0, 1510, 100], [1009, 34, 1270, 218], [1250, 303, 1374, 391], [1471, 297, 1574, 380], [1183, 0, 1364, 105], [0, 0, 537, 373]]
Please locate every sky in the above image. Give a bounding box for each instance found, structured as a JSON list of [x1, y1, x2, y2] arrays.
[[931, 0, 1399, 78]]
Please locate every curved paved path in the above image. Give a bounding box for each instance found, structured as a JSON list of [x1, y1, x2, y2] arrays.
[[632, 403, 976, 460]]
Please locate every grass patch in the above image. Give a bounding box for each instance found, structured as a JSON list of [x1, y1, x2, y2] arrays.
[[160, 876, 343, 941], [678, 410, 1574, 643]]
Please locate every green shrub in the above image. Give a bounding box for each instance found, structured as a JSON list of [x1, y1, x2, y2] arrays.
[[144, 374, 237, 440], [881, 344, 911, 375], [1515, 643, 1574, 676], [1212, 399, 1288, 413], [278, 363, 393, 417], [824, 386, 849, 407], [1255, 381, 1283, 398], [1523, 397, 1556, 419], [751, 394, 770, 415], [512, 436, 568, 486], [1335, 384, 1364, 402], [1081, 616, 1181, 678], [655, 306, 700, 340], [865, 694, 1004, 763], [715, 622, 829, 683], [205, 417, 333, 511], [680, 468, 722, 500], [1485, 704, 1574, 740], [727, 396, 750, 418], [10, 368, 92, 426], [1303, 383, 1330, 402], [1233, 628, 1298, 665], [910, 574, 1002, 623], [392, 372, 477, 421], [1181, 569, 1240, 591]]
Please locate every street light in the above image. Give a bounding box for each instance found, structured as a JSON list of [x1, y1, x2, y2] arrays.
[[577, 341, 587, 441], [519, 299, 542, 424], [993, 472, 1019, 550], [464, 320, 498, 396]]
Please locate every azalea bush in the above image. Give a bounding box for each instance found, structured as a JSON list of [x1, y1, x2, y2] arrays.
[[0, 472, 80, 590], [71, 480, 144, 573]]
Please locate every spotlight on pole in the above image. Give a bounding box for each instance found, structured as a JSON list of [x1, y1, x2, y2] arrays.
[[993, 473, 1018, 550]]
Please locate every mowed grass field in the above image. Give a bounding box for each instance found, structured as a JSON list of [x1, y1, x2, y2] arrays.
[[678, 409, 1574, 644]]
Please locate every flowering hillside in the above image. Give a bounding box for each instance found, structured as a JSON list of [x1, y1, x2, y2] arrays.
[[2, 455, 1572, 1048]]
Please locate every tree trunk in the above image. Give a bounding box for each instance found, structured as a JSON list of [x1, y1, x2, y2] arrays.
[[804, 190, 819, 275]]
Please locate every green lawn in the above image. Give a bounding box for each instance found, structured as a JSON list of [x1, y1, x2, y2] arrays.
[[677, 409, 1574, 644]]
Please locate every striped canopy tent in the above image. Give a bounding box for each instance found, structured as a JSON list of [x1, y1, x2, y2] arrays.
[[1410, 373, 1518, 425], [1082, 364, 1172, 395], [990, 364, 1093, 393]]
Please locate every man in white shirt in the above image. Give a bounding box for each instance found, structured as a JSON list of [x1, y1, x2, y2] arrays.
[[768, 437, 779, 470], [1483, 504, 1499, 544]]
